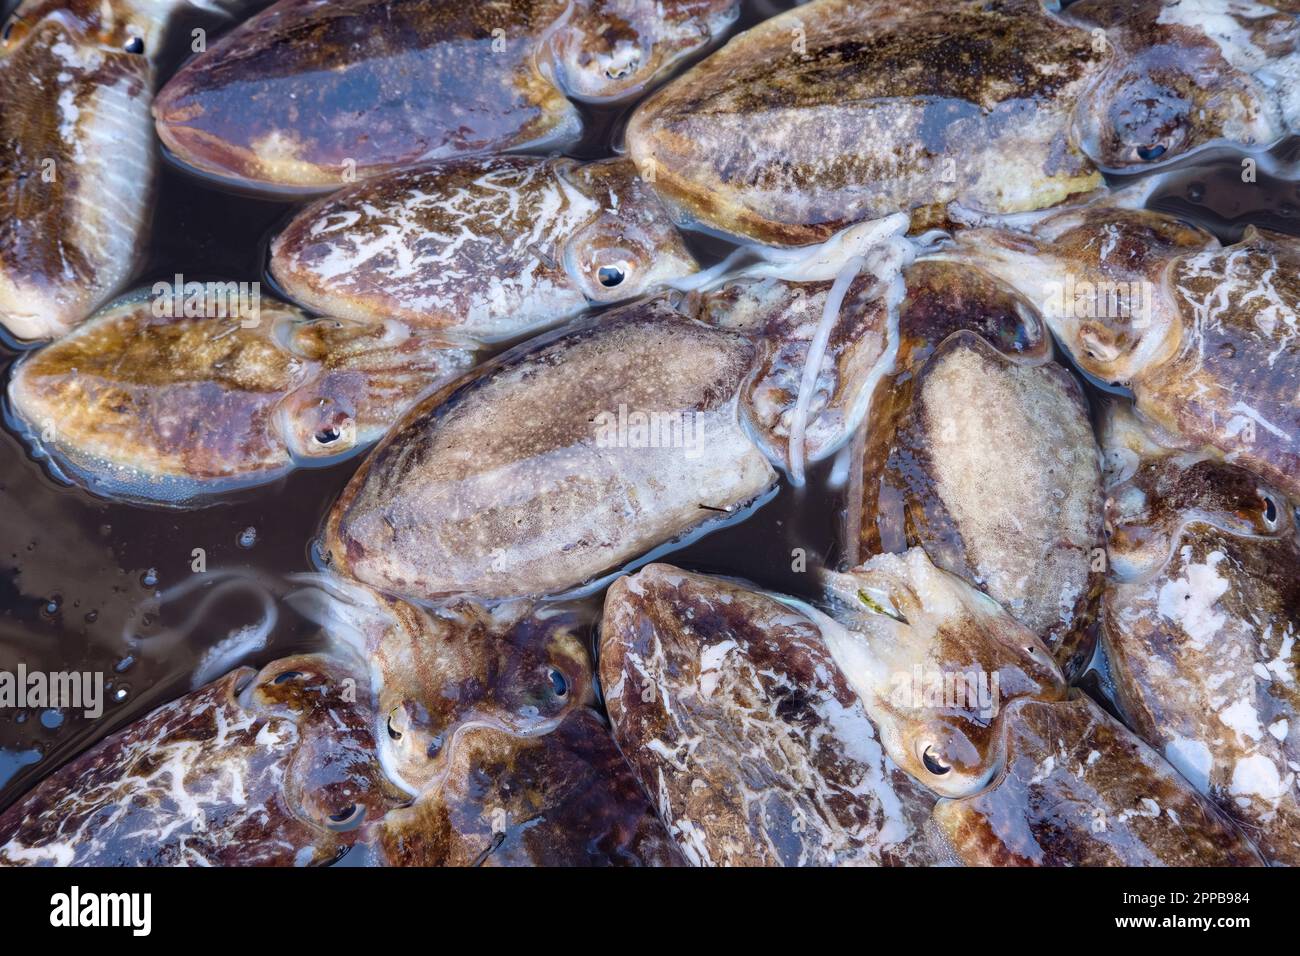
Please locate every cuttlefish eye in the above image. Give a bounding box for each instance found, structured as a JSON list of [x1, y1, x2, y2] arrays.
[[123, 35, 144, 55], [1261, 493, 1279, 528], [1103, 76, 1190, 167], [921, 745, 951, 776], [563, 215, 651, 303], [282, 393, 359, 459], [548, 667, 569, 697]]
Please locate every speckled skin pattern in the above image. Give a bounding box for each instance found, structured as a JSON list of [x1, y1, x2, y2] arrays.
[[270, 155, 697, 343], [599, 564, 940, 866], [848, 261, 1104, 676], [932, 694, 1265, 866], [1098, 403, 1300, 865], [6, 294, 473, 502], [323, 297, 777, 600], [153, 0, 739, 190], [0, 0, 176, 340], [625, 0, 1299, 243], [953, 200, 1300, 502]]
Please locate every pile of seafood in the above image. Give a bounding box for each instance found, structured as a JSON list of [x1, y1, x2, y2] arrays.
[[0, 0, 1297, 866]]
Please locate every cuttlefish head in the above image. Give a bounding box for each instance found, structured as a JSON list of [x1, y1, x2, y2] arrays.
[[1067, 0, 1300, 169], [949, 196, 1218, 386], [559, 157, 699, 304], [289, 580, 594, 798], [817, 549, 1067, 798], [543, 0, 739, 103]]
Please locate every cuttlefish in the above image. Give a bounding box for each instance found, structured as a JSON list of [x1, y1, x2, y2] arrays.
[[153, 0, 740, 191], [1098, 400, 1300, 865], [848, 260, 1105, 676], [625, 0, 1300, 244], [0, 584, 677, 866], [819, 548, 1264, 865], [270, 155, 698, 344], [947, 191, 1300, 502], [323, 216, 922, 600], [6, 292, 473, 504], [0, 0, 236, 340], [599, 563, 941, 866]]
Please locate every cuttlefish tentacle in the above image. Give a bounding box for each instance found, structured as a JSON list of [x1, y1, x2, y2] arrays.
[[1098, 402, 1300, 864], [5, 293, 475, 504]]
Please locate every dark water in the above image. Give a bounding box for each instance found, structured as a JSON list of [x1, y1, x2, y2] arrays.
[[0, 0, 1297, 815]]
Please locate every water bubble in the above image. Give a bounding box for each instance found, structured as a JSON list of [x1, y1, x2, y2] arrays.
[[237, 526, 258, 549], [1186, 181, 1205, 202], [140, 568, 158, 588], [113, 685, 130, 703], [40, 709, 64, 730], [41, 595, 61, 617], [115, 655, 135, 673], [84, 609, 98, 624]]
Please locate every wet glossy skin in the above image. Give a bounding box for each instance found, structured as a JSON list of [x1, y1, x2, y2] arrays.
[[0, 0, 175, 340], [6, 293, 473, 504], [625, 0, 1299, 244], [932, 694, 1266, 866], [0, 655, 403, 866], [1099, 403, 1300, 865], [323, 296, 777, 601], [1, 586, 677, 866], [270, 156, 698, 344], [848, 260, 1104, 675], [153, 0, 738, 191], [951, 199, 1300, 502], [818, 548, 1069, 799], [600, 563, 940, 866]]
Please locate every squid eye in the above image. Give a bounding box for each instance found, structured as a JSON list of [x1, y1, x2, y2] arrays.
[[548, 667, 568, 698], [921, 745, 951, 776], [597, 264, 626, 288], [1136, 143, 1166, 162], [123, 36, 145, 55]]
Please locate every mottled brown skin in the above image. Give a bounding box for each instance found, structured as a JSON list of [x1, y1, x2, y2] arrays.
[[7, 295, 473, 503], [0, 0, 166, 339], [1101, 431, 1300, 865], [379, 710, 682, 866], [0, 656, 404, 866], [600, 564, 940, 866], [1066, 0, 1300, 168], [323, 297, 776, 601], [270, 155, 697, 342], [626, 0, 1108, 243], [848, 261, 1104, 675], [153, 0, 738, 191], [932, 694, 1265, 866]]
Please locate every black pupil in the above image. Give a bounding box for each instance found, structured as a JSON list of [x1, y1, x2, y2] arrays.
[[597, 265, 625, 288], [315, 426, 341, 445], [1263, 496, 1278, 524], [329, 804, 358, 823], [124, 36, 144, 54], [549, 668, 568, 697], [1137, 143, 1166, 161], [922, 747, 950, 775], [387, 715, 402, 740]]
